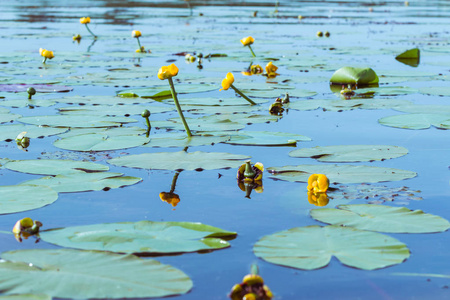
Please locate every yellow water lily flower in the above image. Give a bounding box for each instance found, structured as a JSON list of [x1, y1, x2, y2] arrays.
[[80, 17, 91, 24], [307, 174, 329, 193], [132, 30, 142, 38], [39, 48, 54, 59], [220, 72, 234, 91], [241, 36, 255, 46], [12, 217, 43, 242], [308, 191, 329, 207], [158, 63, 179, 80], [265, 61, 278, 76]]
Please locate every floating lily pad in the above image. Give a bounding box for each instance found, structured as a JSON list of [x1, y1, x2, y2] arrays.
[[53, 133, 150, 152], [289, 145, 408, 162], [21, 172, 142, 193], [0, 84, 72, 93], [0, 249, 192, 299], [224, 131, 311, 146], [330, 67, 379, 85], [118, 84, 217, 98], [58, 104, 173, 116], [108, 151, 250, 171], [395, 48, 420, 67], [378, 113, 450, 130], [143, 133, 231, 148], [288, 99, 411, 112], [5, 159, 109, 175], [153, 118, 246, 132], [330, 184, 422, 204], [56, 126, 146, 138], [267, 164, 417, 184], [18, 115, 137, 128], [41, 221, 236, 254], [0, 124, 67, 141], [0, 294, 51, 300], [419, 86, 450, 97], [0, 184, 58, 214], [0, 110, 21, 124], [310, 204, 450, 233], [244, 88, 316, 99], [254, 225, 409, 270]]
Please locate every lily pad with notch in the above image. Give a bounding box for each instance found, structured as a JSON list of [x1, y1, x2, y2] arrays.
[[254, 225, 409, 270], [40, 221, 237, 254], [310, 204, 450, 233]]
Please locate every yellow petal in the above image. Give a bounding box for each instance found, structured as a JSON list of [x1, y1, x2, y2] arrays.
[[240, 36, 255, 46], [168, 63, 179, 77], [80, 17, 90, 24], [132, 30, 141, 38]]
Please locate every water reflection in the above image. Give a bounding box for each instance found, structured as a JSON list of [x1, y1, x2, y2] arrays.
[[307, 191, 329, 207], [160, 171, 181, 207]]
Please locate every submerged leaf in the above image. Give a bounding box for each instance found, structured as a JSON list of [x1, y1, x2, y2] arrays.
[[254, 225, 409, 270]]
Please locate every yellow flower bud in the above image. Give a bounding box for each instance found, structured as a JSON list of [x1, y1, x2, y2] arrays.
[[40, 48, 54, 59], [157, 64, 179, 80], [219, 72, 234, 91], [307, 174, 329, 193], [132, 30, 142, 38], [80, 17, 91, 24], [243, 293, 257, 300], [240, 36, 255, 46]]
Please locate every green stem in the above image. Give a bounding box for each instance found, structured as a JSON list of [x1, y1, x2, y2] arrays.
[[145, 117, 151, 129], [28, 94, 32, 100], [247, 45, 256, 57], [168, 77, 192, 137], [230, 84, 256, 105], [85, 23, 97, 38], [136, 37, 142, 49], [42, 57, 47, 64]]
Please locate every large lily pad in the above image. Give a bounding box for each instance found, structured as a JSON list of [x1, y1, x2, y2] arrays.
[[0, 184, 58, 214], [0, 84, 72, 93], [41, 221, 236, 254], [330, 67, 379, 85], [0, 295, 51, 300], [267, 164, 417, 184], [254, 225, 409, 270], [224, 131, 311, 146], [379, 113, 450, 130], [0, 249, 192, 299], [143, 133, 231, 148], [53, 133, 150, 152], [4, 159, 109, 175], [108, 151, 250, 171], [310, 204, 450, 233], [289, 145, 408, 162], [18, 115, 137, 128], [0, 124, 67, 141], [20, 172, 142, 193]]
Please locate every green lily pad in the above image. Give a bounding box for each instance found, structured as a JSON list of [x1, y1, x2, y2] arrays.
[[0, 249, 192, 299], [254, 225, 409, 270], [53, 133, 150, 152], [4, 159, 109, 175], [18, 115, 137, 128], [21, 172, 142, 193], [0, 184, 58, 214], [289, 145, 408, 162], [0, 294, 51, 300], [143, 133, 231, 148], [0, 111, 21, 124], [41, 221, 236, 254], [288, 99, 411, 112], [108, 151, 250, 171], [395, 48, 420, 60], [0, 124, 67, 141], [419, 86, 450, 97], [330, 67, 379, 85], [224, 131, 311, 146], [267, 164, 417, 184], [310, 204, 450, 233], [117, 84, 217, 98], [58, 104, 173, 116], [378, 113, 450, 130]]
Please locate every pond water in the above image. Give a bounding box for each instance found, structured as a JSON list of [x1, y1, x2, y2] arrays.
[[1, 0, 450, 299]]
